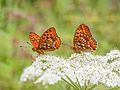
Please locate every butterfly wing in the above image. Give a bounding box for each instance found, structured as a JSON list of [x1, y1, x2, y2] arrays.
[[54, 37, 61, 49], [41, 27, 57, 40], [40, 27, 61, 50], [73, 24, 97, 53], [29, 32, 41, 48], [87, 37, 97, 50]]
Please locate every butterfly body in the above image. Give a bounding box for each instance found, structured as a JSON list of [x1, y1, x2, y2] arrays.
[[72, 24, 97, 53], [29, 27, 61, 54]]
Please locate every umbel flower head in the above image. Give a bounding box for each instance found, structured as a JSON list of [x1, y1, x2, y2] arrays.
[[20, 50, 120, 89]]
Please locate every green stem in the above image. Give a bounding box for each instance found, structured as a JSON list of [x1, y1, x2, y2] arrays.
[[88, 84, 99, 90], [84, 81, 91, 90], [84, 82, 87, 90], [61, 77, 80, 90], [74, 72, 82, 90], [65, 75, 80, 90]]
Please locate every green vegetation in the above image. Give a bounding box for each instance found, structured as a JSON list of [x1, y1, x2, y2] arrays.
[[0, 0, 120, 90]]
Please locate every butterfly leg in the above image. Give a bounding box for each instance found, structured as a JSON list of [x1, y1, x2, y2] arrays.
[[37, 49, 44, 54], [32, 47, 37, 51]]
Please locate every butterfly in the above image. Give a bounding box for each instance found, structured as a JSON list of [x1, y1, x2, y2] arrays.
[[29, 27, 62, 54], [71, 24, 97, 53]]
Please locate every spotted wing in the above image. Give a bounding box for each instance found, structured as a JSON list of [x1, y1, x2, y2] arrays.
[[29, 32, 41, 48], [40, 27, 62, 50], [73, 24, 97, 52]]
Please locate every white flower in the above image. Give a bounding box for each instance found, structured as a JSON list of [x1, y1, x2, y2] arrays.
[[20, 50, 120, 88], [20, 55, 68, 84], [34, 69, 61, 85]]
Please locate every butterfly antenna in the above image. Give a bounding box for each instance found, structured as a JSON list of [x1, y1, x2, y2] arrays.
[[19, 42, 31, 48], [20, 45, 23, 47], [27, 42, 31, 46], [19, 45, 27, 48]]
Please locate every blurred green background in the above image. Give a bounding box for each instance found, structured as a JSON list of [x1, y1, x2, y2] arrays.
[[0, 0, 120, 90]]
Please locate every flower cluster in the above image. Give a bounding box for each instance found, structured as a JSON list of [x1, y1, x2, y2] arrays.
[[20, 50, 120, 88]]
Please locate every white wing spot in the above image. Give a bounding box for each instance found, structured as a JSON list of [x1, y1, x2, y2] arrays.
[[77, 42, 80, 45], [81, 44, 85, 46]]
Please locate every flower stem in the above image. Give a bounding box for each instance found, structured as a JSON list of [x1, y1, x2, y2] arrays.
[[88, 84, 98, 90], [84, 82, 87, 90], [61, 77, 80, 90], [65, 75, 80, 90], [74, 71, 82, 90]]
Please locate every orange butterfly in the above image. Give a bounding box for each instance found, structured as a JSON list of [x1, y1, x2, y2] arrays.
[[29, 27, 62, 54], [72, 24, 97, 53]]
